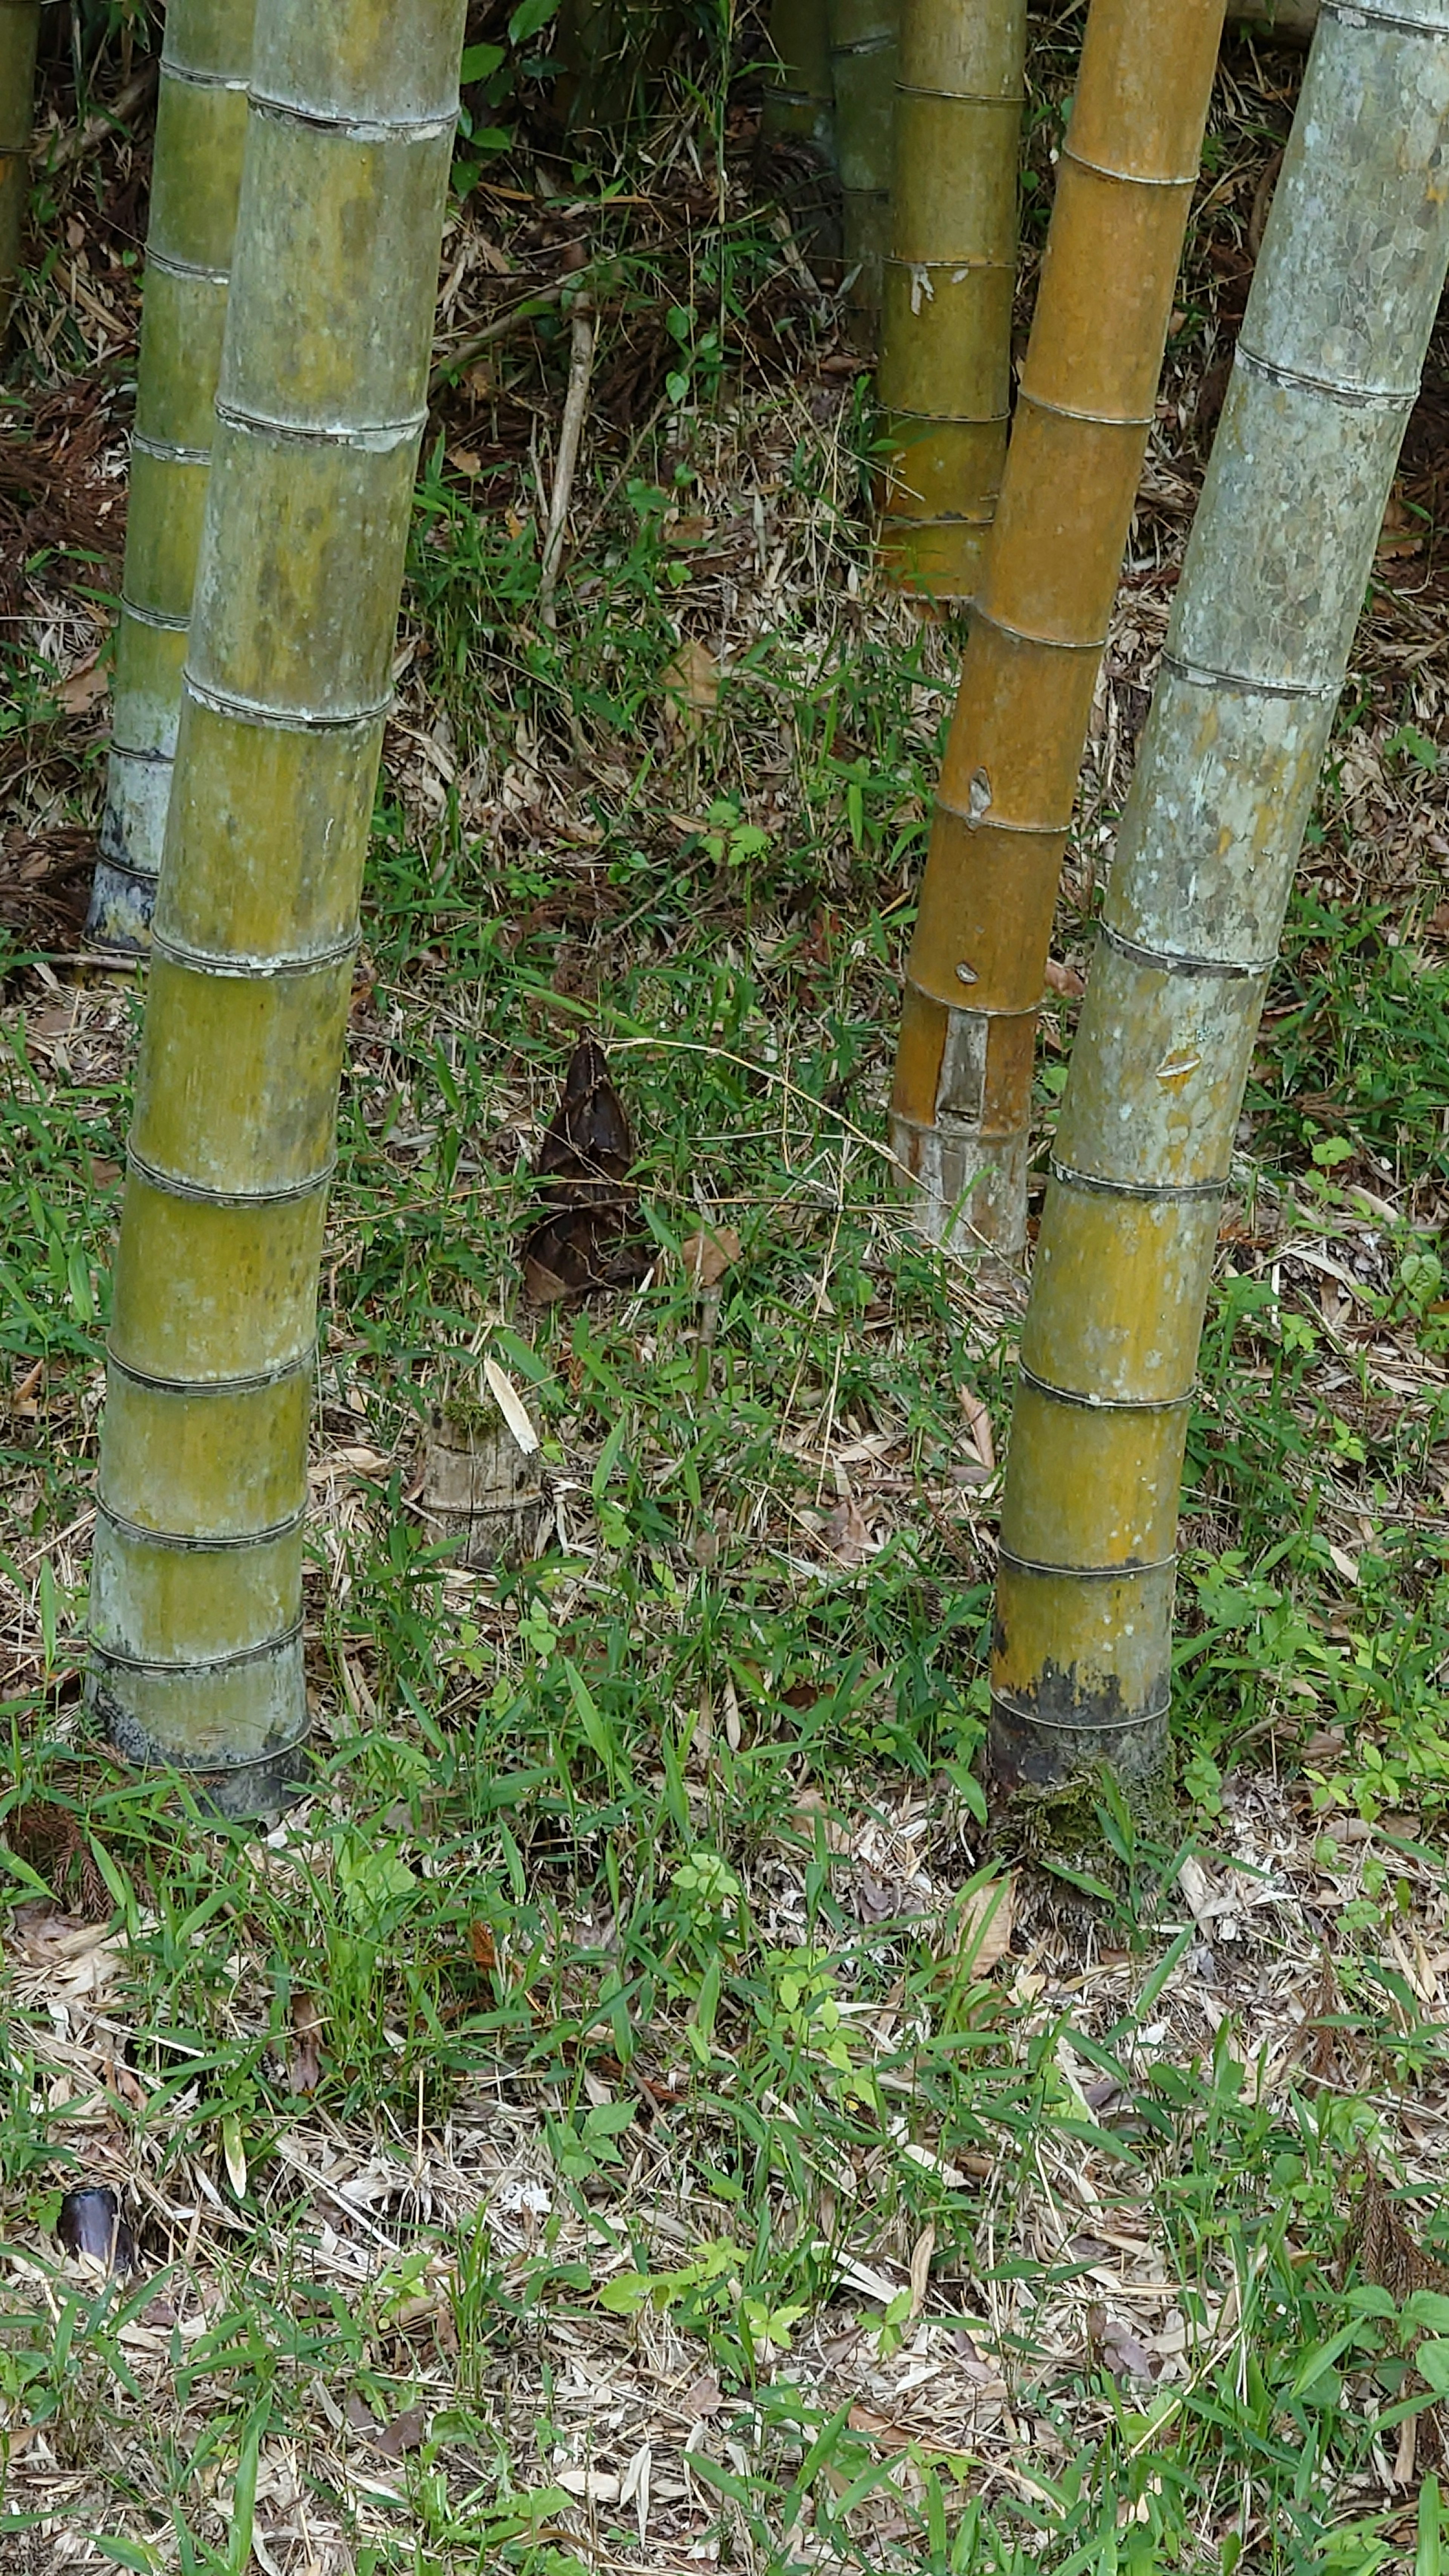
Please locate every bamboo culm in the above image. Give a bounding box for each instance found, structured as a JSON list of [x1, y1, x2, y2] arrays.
[[86, 0, 465, 1817], [875, 0, 1025, 603], [890, 0, 1225, 1253], [829, 0, 896, 348], [87, 0, 256, 952], [763, 0, 835, 160], [989, 0, 1449, 1801], [0, 0, 40, 334]]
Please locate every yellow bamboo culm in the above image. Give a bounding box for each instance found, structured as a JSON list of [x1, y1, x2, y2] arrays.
[[86, 0, 465, 1818], [0, 0, 40, 334], [875, 0, 1025, 603], [889, 0, 1226, 1256]]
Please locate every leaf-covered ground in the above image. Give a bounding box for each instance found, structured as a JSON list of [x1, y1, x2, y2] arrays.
[[3, 8, 1449, 2571]]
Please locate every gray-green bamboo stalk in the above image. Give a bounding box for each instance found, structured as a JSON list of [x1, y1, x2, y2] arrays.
[[0, 0, 40, 335], [830, 0, 896, 348], [989, 0, 1449, 1802], [763, 0, 835, 157], [86, 0, 254, 952], [86, 0, 465, 1817], [875, 0, 1025, 601]]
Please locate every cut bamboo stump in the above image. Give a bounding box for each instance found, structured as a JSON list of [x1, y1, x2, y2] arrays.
[[87, 0, 255, 952], [875, 0, 1025, 603], [419, 1398, 545, 1571], [0, 0, 39, 335], [87, 0, 465, 1819], [990, 0, 1449, 1804]]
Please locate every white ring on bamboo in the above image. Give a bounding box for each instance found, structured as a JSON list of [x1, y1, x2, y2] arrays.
[[125, 1146, 336, 1206], [97, 1498, 308, 1551], [1234, 342, 1418, 410], [105, 1346, 314, 1398], [182, 672, 391, 732]]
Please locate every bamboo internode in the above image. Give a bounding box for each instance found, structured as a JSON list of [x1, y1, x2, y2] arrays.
[[763, 0, 835, 157], [875, 0, 1024, 602], [990, 0, 1449, 1799], [830, 0, 896, 347], [87, 0, 465, 1816], [890, 0, 1226, 1257], [87, 0, 255, 952], [0, 0, 39, 334]]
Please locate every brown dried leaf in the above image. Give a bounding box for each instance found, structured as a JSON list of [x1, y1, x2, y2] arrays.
[[958, 1386, 995, 1473], [469, 1919, 498, 1973], [821, 1495, 871, 1566], [679, 1225, 741, 1289], [954, 1873, 1016, 1973], [908, 2221, 936, 2320], [660, 637, 719, 723], [289, 1992, 323, 2096], [1043, 956, 1086, 999], [56, 653, 108, 715]]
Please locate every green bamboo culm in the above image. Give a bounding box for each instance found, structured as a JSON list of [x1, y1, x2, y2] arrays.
[[830, 0, 897, 349], [86, 0, 255, 952], [875, 0, 1025, 602], [989, 0, 1449, 1805], [0, 0, 40, 335], [763, 0, 835, 157], [86, 0, 465, 1818]]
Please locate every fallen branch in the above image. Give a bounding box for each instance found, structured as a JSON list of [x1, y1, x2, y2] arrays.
[[36, 58, 159, 173], [538, 297, 595, 632], [429, 277, 574, 394]]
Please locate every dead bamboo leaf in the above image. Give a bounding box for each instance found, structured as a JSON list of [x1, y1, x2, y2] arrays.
[[289, 1992, 323, 2096], [660, 638, 719, 727], [1043, 956, 1086, 999], [908, 2221, 936, 2319], [821, 1494, 872, 1566], [678, 1225, 741, 1288], [955, 1873, 1016, 1972], [55, 653, 108, 715], [482, 1355, 539, 1455], [958, 1386, 996, 1473]]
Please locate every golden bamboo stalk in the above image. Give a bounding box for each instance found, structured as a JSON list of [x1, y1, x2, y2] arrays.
[[86, 0, 255, 953], [87, 0, 465, 1818], [875, 0, 1025, 603], [889, 0, 1226, 1256], [0, 0, 40, 334], [763, 0, 835, 157], [991, 0, 1449, 1801], [830, 0, 896, 348]]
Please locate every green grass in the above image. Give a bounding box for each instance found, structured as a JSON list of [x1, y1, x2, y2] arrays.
[[5, 28, 1449, 2569]]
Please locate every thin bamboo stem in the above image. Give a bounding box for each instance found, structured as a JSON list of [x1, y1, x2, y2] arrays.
[[875, 0, 1025, 603], [889, 0, 1226, 1256], [87, 0, 256, 953], [0, 1, 40, 335], [86, 0, 465, 1819], [989, 0, 1449, 1802], [829, 0, 896, 350]]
